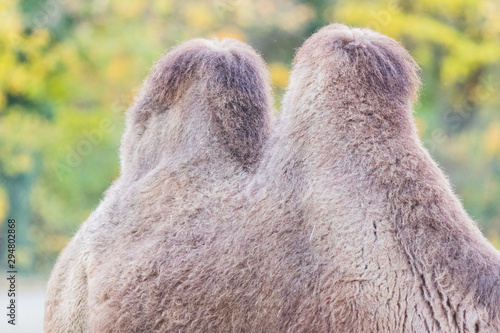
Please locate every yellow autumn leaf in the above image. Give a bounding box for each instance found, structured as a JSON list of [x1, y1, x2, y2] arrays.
[[8, 67, 29, 95], [487, 227, 500, 250], [269, 62, 289, 88], [106, 57, 130, 82], [3, 153, 34, 176], [0, 91, 6, 111], [415, 116, 427, 135], [213, 28, 246, 41], [112, 0, 146, 18], [153, 0, 173, 15], [27, 28, 50, 51], [185, 3, 214, 29], [483, 122, 500, 156], [44, 235, 71, 253], [280, 4, 314, 32], [15, 248, 32, 267], [0, 187, 8, 222]]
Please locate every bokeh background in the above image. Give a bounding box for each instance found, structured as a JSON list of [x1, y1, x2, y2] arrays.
[[0, 1, 500, 327]]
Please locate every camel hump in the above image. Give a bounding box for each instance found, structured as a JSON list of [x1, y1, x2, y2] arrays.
[[143, 38, 271, 111], [294, 23, 421, 107], [125, 38, 273, 169]]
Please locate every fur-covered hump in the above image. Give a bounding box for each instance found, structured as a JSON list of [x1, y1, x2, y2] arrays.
[[277, 23, 500, 331], [120, 38, 273, 180], [294, 24, 420, 108], [45, 25, 500, 333], [44, 37, 274, 333]]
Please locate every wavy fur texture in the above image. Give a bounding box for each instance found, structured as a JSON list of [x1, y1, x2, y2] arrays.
[[45, 25, 500, 332]]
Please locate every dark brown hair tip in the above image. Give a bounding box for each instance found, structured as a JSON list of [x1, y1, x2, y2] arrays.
[[295, 24, 421, 108], [138, 38, 271, 111]]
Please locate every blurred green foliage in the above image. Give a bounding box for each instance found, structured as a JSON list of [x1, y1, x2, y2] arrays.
[[0, 0, 499, 275]]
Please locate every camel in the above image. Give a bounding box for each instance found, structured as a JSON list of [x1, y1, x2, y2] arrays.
[[45, 25, 500, 332]]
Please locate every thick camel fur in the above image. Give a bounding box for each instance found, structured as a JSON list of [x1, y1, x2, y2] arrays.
[[45, 25, 500, 332]]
